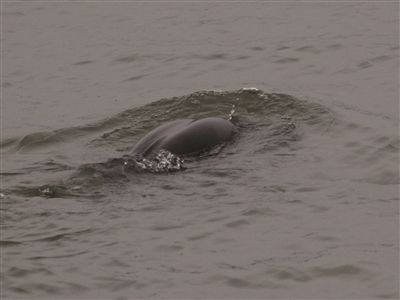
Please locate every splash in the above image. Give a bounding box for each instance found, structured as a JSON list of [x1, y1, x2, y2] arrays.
[[228, 104, 236, 121], [123, 150, 185, 173]]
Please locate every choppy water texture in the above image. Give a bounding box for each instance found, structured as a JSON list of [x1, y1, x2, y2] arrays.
[[1, 2, 399, 300]]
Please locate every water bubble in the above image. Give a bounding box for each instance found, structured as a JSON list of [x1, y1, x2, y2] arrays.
[[228, 104, 236, 121], [40, 187, 52, 196]]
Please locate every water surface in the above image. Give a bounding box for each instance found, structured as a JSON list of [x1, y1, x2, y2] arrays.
[[1, 2, 399, 299]]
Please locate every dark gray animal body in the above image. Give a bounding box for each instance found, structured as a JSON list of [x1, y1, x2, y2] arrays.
[[132, 117, 235, 157]]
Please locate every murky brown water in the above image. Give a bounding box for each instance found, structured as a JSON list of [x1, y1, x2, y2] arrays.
[[1, 2, 399, 299]]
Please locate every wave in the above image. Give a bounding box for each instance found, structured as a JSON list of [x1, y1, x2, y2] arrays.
[[2, 89, 335, 198]]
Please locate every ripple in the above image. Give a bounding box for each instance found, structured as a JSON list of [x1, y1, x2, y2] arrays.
[[250, 46, 264, 51], [6, 266, 53, 278], [274, 57, 300, 64], [310, 264, 367, 278], [225, 219, 250, 228], [186, 232, 213, 241], [195, 53, 228, 60], [241, 207, 275, 216], [295, 45, 321, 54], [28, 250, 88, 260], [115, 54, 139, 63], [0, 240, 23, 247], [125, 74, 146, 81], [156, 244, 184, 252], [362, 169, 399, 185], [32, 228, 93, 243], [72, 60, 94, 66]]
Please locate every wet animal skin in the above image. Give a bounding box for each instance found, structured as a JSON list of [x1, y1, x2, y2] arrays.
[[131, 117, 236, 157]]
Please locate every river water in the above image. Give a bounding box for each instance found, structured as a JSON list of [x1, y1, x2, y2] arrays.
[[1, 2, 399, 299]]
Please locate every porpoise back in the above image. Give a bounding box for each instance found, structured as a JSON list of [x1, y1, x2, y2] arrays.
[[131, 117, 235, 157]]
